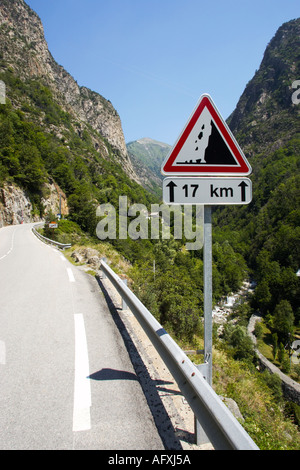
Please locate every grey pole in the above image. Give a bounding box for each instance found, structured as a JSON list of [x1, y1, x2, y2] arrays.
[[122, 279, 128, 310], [203, 205, 213, 386], [195, 205, 213, 445]]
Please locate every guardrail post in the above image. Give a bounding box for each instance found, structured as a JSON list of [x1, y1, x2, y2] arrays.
[[195, 361, 210, 445], [122, 279, 128, 310]]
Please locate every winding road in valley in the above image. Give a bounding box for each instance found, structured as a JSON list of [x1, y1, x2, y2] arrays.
[[0, 223, 164, 450]]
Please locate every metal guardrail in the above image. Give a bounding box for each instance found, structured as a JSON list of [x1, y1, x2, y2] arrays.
[[100, 259, 259, 451], [32, 223, 71, 250]]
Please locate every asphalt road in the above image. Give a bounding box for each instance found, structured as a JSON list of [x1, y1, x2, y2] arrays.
[[0, 223, 164, 450]]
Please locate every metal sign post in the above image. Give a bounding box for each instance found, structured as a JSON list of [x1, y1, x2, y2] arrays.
[[194, 205, 213, 446], [203, 205, 213, 387], [161, 93, 252, 447]]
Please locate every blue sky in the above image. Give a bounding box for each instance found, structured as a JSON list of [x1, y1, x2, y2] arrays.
[[25, 0, 299, 145]]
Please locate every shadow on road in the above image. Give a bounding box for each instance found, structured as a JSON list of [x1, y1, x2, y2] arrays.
[[96, 276, 185, 450], [89, 368, 138, 381]]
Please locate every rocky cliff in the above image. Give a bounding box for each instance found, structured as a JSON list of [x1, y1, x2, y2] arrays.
[[228, 18, 300, 159], [0, 183, 35, 227], [0, 0, 149, 227], [0, 180, 68, 228], [0, 0, 138, 180]]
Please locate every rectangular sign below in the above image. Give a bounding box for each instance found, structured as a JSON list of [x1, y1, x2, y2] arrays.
[[163, 177, 252, 205]]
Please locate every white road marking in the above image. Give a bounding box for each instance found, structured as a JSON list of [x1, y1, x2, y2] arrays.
[[73, 314, 91, 432], [0, 341, 6, 365], [0, 228, 16, 261], [67, 267, 76, 283]]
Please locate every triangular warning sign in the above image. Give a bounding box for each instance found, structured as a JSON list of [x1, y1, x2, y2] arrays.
[[161, 94, 252, 176]]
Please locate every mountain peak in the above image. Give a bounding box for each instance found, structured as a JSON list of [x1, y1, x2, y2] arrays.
[[228, 18, 300, 158], [135, 137, 171, 148], [127, 138, 171, 191]]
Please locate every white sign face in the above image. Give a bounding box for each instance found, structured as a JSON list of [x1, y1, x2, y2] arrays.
[[163, 177, 252, 205]]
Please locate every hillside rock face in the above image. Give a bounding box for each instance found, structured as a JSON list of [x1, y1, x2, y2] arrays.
[[0, 183, 36, 227], [0, 180, 68, 228], [41, 181, 69, 219], [0, 0, 145, 227], [0, 0, 134, 172], [228, 18, 300, 159]]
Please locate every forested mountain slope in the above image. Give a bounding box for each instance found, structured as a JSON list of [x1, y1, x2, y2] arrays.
[[127, 138, 171, 181], [228, 18, 300, 157], [214, 18, 300, 327], [0, 1, 300, 448], [0, 0, 157, 230]]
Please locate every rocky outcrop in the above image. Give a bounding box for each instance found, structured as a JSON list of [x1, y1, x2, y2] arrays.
[[41, 180, 69, 219], [219, 396, 244, 422], [0, 180, 69, 228], [71, 247, 101, 270]]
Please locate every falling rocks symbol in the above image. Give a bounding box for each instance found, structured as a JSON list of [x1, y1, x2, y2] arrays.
[[161, 94, 252, 176], [204, 121, 237, 165]]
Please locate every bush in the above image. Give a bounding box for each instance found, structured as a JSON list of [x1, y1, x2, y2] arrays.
[[273, 300, 295, 344], [262, 370, 283, 401], [284, 402, 300, 429], [222, 324, 256, 362], [254, 322, 264, 340]]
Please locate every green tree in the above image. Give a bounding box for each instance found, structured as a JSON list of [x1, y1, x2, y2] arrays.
[[272, 332, 278, 360], [68, 185, 97, 235], [223, 324, 255, 362], [273, 300, 294, 345], [230, 326, 256, 361], [278, 343, 285, 364], [253, 280, 272, 313], [43, 211, 58, 240], [254, 322, 263, 340]]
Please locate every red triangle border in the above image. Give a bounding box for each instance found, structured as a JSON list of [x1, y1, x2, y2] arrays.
[[162, 95, 251, 176]]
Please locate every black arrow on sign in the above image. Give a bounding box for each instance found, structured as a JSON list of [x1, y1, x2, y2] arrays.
[[238, 181, 248, 202], [166, 181, 177, 203]]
